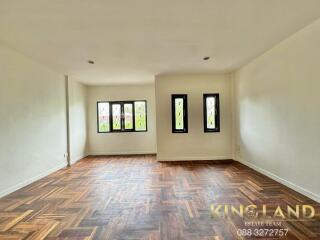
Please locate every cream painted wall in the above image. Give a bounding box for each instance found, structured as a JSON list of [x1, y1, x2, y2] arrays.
[[234, 19, 320, 202], [0, 44, 68, 197], [155, 74, 233, 160], [68, 78, 88, 164], [87, 84, 157, 155]]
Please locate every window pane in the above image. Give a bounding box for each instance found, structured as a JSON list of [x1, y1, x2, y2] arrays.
[[98, 102, 110, 132], [124, 103, 133, 130], [206, 97, 216, 129], [134, 101, 146, 131], [175, 98, 184, 130], [112, 104, 121, 130]]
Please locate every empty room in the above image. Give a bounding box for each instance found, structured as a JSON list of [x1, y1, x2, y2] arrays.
[[0, 1, 319, 239]]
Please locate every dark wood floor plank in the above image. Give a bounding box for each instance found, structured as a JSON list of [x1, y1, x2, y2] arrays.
[[0, 155, 319, 239]]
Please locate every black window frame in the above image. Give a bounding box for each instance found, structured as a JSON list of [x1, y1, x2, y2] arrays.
[[171, 94, 188, 133], [203, 93, 220, 133], [97, 100, 147, 133]]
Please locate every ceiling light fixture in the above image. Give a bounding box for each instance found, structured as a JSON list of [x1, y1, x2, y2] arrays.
[[88, 60, 95, 64], [203, 57, 210, 61]]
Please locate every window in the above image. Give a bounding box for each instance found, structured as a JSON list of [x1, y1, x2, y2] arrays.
[[111, 103, 121, 131], [203, 94, 220, 132], [97, 100, 147, 133], [97, 102, 110, 133], [124, 103, 134, 130], [134, 101, 147, 131], [171, 94, 188, 133]]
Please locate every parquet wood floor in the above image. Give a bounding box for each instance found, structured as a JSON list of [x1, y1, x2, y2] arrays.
[[0, 155, 319, 240]]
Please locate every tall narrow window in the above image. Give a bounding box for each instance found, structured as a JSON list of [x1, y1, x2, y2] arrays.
[[134, 101, 147, 131], [97, 102, 110, 133], [124, 103, 134, 130], [172, 94, 188, 133], [203, 94, 220, 132], [111, 103, 121, 131]]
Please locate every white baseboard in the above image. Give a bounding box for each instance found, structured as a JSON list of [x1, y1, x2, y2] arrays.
[[157, 155, 233, 161], [236, 158, 320, 203], [88, 151, 157, 156], [0, 162, 67, 198]]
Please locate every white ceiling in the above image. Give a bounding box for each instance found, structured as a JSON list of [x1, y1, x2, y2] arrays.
[[0, 0, 320, 85]]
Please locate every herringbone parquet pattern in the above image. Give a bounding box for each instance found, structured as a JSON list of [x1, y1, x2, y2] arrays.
[[0, 155, 319, 240]]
